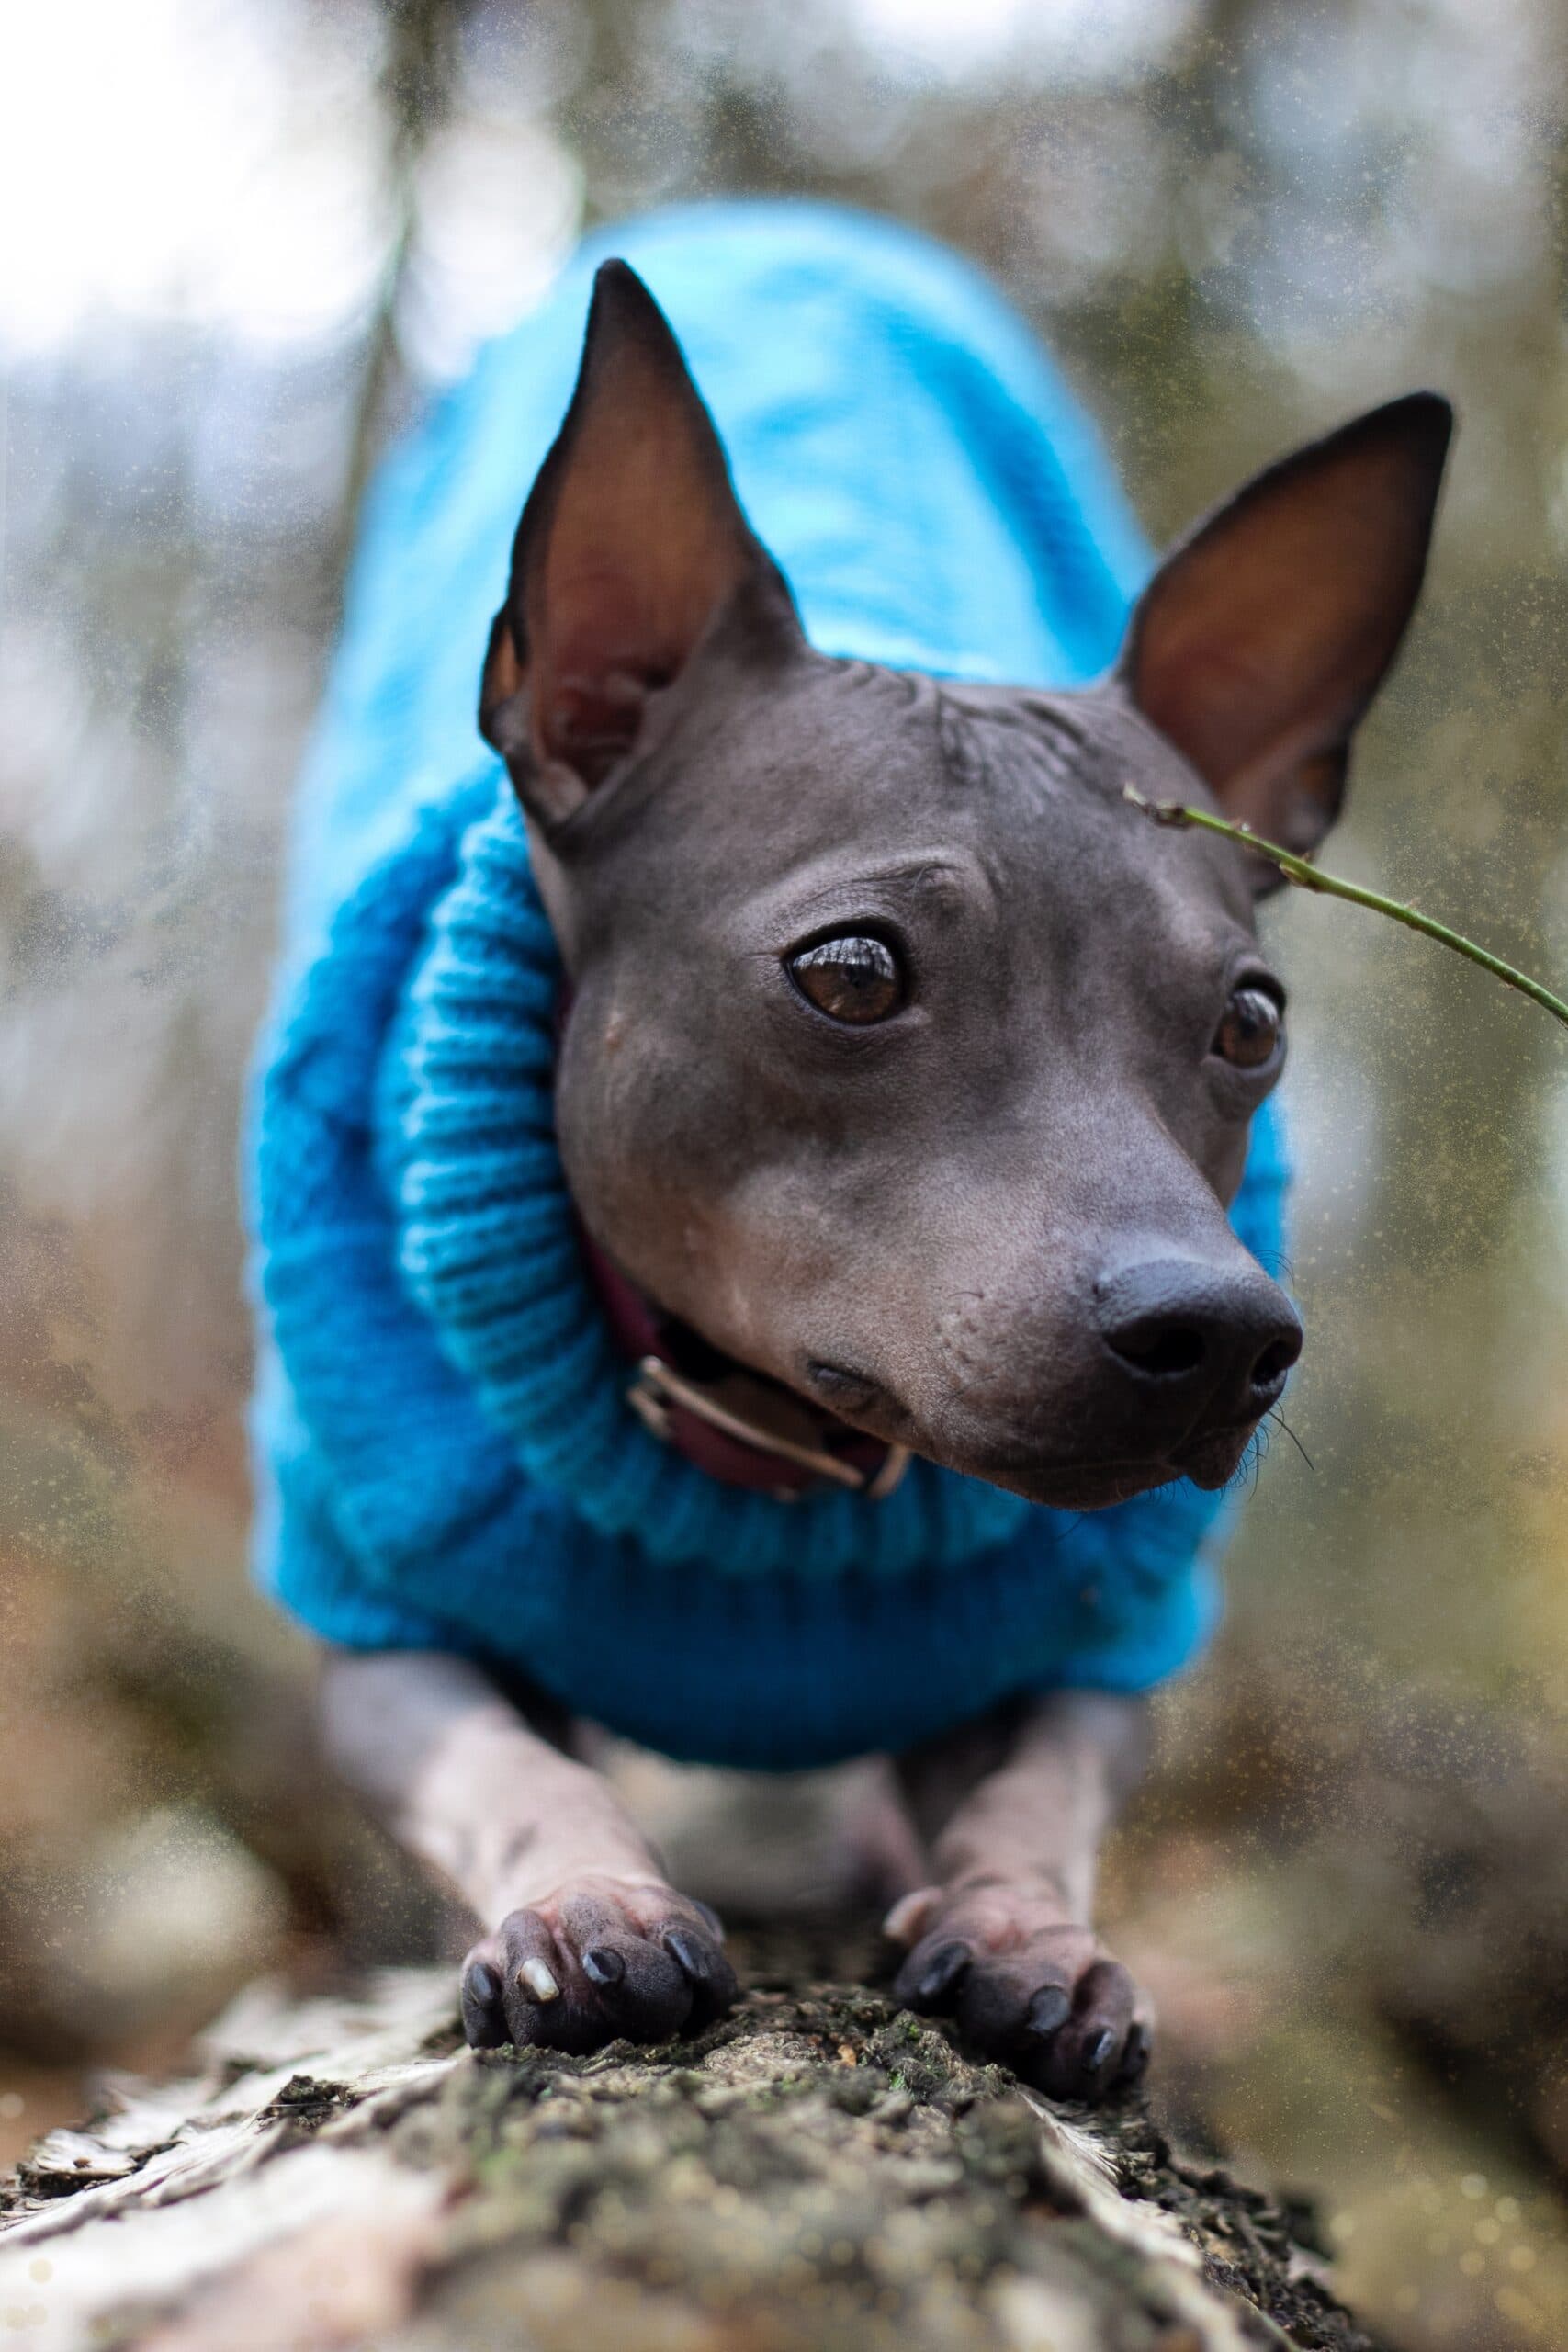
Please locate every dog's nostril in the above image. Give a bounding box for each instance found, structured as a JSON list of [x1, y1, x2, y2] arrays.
[[1109, 1321, 1207, 1380], [1249, 1331, 1301, 1391]]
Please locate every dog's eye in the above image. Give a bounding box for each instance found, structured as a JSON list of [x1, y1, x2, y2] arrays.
[[788, 933, 905, 1024], [1213, 983, 1284, 1070]]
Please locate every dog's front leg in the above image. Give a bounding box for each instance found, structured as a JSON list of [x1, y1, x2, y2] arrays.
[[885, 1692, 1151, 2101], [321, 1647, 736, 2052]]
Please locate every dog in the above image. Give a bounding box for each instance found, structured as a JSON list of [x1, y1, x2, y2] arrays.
[[251, 200, 1449, 2102]]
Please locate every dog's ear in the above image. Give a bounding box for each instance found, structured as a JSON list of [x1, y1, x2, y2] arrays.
[[480, 260, 800, 827], [1121, 393, 1451, 887]]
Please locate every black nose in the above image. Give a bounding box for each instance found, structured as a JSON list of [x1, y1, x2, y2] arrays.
[[1095, 1258, 1302, 1417]]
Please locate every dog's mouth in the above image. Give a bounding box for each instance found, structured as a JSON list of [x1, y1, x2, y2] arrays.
[[800, 1356, 1267, 1511], [875, 1416, 1266, 1513]]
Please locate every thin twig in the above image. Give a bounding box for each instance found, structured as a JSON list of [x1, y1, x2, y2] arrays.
[[1122, 784, 1568, 1034]]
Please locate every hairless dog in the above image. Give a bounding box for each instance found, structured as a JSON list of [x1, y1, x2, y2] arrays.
[[254, 206, 1449, 2100]]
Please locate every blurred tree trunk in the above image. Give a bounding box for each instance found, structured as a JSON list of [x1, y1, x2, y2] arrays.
[[334, 0, 468, 567]]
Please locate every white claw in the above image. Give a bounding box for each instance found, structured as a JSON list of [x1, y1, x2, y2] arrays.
[[519, 1955, 561, 2003]]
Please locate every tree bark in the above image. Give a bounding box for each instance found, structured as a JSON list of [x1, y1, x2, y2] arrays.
[[0, 1931, 1377, 2352]]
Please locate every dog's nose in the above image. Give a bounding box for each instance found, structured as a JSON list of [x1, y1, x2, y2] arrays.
[[1095, 1258, 1302, 1418]]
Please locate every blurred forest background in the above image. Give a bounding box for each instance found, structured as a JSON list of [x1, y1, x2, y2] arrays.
[[3, 0, 1568, 2344]]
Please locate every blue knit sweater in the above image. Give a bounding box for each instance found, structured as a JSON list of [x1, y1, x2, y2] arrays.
[[249, 200, 1290, 1770]]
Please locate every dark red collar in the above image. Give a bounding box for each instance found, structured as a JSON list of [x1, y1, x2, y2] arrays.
[[576, 1223, 910, 1502]]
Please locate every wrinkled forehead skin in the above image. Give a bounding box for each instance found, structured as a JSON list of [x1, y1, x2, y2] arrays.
[[537, 643, 1269, 1498]]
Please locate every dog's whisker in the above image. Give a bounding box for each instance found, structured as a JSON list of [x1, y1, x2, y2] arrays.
[[1267, 1408, 1315, 1475]]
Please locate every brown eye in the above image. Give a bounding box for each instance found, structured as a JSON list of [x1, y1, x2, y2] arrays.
[[788, 933, 905, 1024], [1213, 983, 1284, 1070]]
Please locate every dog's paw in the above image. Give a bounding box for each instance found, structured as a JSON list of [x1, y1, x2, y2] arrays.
[[459, 1873, 737, 2054], [885, 1883, 1150, 2103]]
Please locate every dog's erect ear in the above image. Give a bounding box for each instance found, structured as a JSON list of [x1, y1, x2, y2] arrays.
[[480, 260, 800, 827], [1121, 392, 1451, 886]]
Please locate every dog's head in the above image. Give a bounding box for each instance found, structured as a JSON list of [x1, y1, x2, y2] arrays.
[[479, 263, 1450, 1510]]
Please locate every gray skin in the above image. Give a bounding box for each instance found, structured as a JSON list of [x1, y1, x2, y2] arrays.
[[321, 263, 1451, 2100]]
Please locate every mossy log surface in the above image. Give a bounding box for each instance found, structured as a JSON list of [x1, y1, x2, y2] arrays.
[[0, 1932, 1375, 2352]]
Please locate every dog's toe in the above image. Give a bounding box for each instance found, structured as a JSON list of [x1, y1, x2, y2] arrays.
[[1012, 1955, 1139, 2100], [553, 1891, 695, 2042], [461, 1908, 581, 2050], [660, 1923, 739, 2027], [893, 1934, 973, 2011], [459, 1949, 510, 2049]]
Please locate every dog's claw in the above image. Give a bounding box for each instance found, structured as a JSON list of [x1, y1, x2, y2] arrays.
[[661, 1925, 737, 2029], [1118, 2021, 1152, 2085], [581, 1944, 626, 1986], [1085, 2025, 1117, 2075], [1025, 1984, 1072, 2038], [664, 1928, 713, 1982], [518, 1955, 560, 2003], [913, 1939, 972, 2006]]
